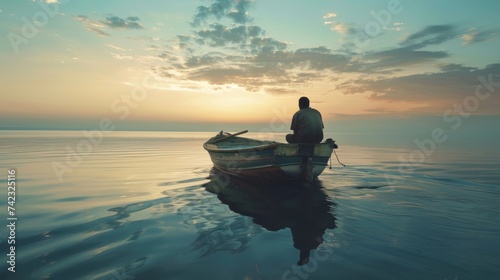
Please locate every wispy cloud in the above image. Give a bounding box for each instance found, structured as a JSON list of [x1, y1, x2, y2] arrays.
[[323, 12, 337, 19], [384, 22, 404, 32], [101, 16, 144, 29], [461, 28, 500, 45], [353, 25, 462, 72], [336, 63, 500, 113], [400, 25, 459, 50], [323, 12, 357, 35], [105, 44, 128, 51], [330, 23, 355, 35], [74, 14, 144, 37], [438, 63, 476, 72], [74, 15, 110, 37]]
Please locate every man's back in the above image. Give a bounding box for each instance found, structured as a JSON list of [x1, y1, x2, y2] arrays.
[[291, 108, 324, 143]]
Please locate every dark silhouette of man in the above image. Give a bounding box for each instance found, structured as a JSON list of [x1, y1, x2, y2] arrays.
[[286, 97, 324, 143]]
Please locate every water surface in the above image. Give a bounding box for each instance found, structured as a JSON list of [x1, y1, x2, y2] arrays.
[[0, 130, 499, 279]]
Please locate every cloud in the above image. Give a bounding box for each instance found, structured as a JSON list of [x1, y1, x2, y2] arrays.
[[328, 25, 500, 114], [354, 24, 495, 73], [323, 12, 337, 19], [192, 0, 253, 26], [163, 1, 355, 93], [461, 28, 500, 45], [181, 23, 270, 52], [106, 44, 128, 51], [352, 25, 463, 72], [384, 22, 404, 32], [74, 15, 110, 37], [362, 49, 449, 72], [184, 52, 228, 68], [167, 22, 450, 92], [323, 12, 358, 35], [400, 25, 459, 50], [249, 37, 287, 53], [343, 24, 494, 73], [253, 47, 348, 71], [336, 63, 500, 113], [74, 14, 144, 37], [155, 2, 500, 104], [101, 16, 144, 29], [438, 63, 476, 72], [196, 24, 253, 47], [330, 23, 356, 35], [86, 26, 111, 37], [156, 44, 350, 93]]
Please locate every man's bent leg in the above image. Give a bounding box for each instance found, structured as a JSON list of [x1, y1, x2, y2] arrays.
[[286, 134, 297, 143]]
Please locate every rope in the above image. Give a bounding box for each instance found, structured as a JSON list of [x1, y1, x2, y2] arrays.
[[333, 149, 346, 167]]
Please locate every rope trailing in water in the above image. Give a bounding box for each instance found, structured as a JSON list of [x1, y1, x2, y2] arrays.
[[333, 149, 346, 167]]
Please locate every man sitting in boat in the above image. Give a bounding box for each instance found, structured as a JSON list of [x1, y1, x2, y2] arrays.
[[286, 96, 324, 144]]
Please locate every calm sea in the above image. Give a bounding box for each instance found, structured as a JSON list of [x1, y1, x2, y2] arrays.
[[0, 130, 499, 280]]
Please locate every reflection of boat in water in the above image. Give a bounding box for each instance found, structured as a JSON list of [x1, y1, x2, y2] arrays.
[[204, 168, 337, 266], [203, 130, 338, 182]]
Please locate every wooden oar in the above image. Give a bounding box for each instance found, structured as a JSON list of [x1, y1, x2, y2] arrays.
[[211, 130, 248, 143]]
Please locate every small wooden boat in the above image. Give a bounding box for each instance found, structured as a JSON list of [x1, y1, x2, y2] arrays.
[[203, 130, 338, 181]]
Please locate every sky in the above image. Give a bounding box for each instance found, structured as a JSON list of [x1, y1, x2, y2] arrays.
[[1, 0, 499, 133]]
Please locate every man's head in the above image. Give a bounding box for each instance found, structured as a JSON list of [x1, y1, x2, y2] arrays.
[[299, 96, 310, 109]]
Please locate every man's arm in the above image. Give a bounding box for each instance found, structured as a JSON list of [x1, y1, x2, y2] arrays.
[[317, 110, 324, 129], [290, 112, 298, 135]]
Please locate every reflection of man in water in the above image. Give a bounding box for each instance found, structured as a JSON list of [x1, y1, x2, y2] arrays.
[[286, 96, 324, 144], [291, 187, 336, 266], [291, 226, 327, 265], [206, 169, 336, 266]]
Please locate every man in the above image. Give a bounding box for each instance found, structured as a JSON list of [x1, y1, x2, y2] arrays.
[[286, 96, 324, 143]]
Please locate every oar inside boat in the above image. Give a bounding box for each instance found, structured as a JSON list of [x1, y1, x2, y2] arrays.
[[209, 130, 248, 143]]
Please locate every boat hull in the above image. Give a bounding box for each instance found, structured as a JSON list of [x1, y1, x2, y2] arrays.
[[203, 134, 337, 180]]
